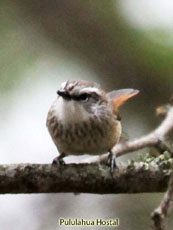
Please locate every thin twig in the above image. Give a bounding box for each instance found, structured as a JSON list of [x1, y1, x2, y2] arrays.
[[151, 172, 173, 230]]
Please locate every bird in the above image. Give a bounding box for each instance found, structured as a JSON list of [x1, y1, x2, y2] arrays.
[[46, 80, 139, 175]]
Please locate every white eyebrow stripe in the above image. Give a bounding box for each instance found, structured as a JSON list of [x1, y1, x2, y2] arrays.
[[61, 81, 68, 88], [80, 87, 100, 95]]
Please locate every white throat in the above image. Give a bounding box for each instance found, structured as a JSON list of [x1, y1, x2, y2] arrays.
[[53, 97, 90, 123]]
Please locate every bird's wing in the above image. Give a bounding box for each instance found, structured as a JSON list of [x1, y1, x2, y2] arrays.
[[107, 89, 139, 109]]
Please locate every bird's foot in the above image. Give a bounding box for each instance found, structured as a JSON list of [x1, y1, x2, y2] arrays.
[[52, 153, 65, 166], [108, 151, 119, 178]]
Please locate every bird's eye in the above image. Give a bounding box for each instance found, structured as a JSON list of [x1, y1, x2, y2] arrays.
[[79, 93, 90, 101]]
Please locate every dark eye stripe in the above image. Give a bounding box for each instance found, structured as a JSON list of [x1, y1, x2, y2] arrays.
[[58, 89, 100, 101], [78, 93, 90, 101], [74, 92, 99, 101]]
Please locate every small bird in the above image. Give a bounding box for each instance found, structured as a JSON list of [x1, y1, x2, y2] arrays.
[[46, 80, 139, 175]]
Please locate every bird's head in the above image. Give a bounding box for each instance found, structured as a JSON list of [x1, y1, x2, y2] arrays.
[[56, 80, 139, 120]]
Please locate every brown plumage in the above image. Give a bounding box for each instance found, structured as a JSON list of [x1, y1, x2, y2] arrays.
[[46, 80, 139, 175]]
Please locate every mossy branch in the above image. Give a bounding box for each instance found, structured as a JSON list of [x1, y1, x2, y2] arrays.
[[0, 152, 172, 194]]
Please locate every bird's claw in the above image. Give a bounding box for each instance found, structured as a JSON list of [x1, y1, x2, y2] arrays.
[[52, 153, 65, 166]]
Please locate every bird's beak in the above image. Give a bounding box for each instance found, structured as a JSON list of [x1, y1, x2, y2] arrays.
[[57, 89, 71, 100]]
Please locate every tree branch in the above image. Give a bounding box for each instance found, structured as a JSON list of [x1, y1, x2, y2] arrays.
[[0, 161, 171, 194]]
